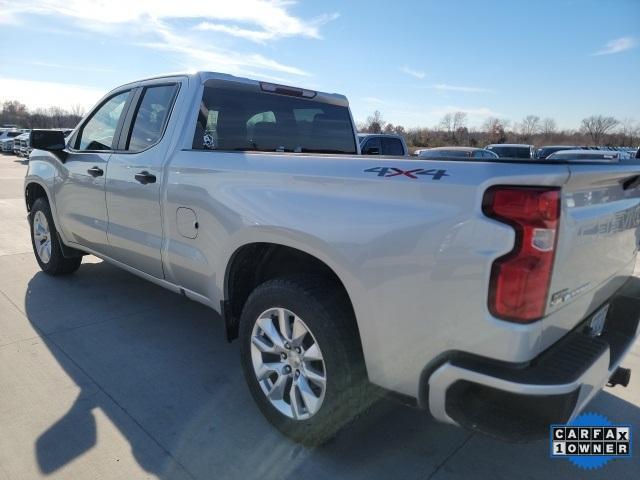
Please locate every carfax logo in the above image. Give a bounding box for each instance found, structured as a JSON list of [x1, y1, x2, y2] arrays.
[[551, 412, 632, 470]]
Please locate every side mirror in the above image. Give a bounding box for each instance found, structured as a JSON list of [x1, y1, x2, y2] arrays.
[[363, 147, 380, 155], [30, 130, 66, 152]]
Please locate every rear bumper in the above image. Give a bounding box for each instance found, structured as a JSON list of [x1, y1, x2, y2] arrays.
[[424, 279, 640, 441]]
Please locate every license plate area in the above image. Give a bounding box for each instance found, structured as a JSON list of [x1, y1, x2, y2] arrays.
[[584, 304, 609, 337]]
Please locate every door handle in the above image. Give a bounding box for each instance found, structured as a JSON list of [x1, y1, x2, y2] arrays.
[[87, 166, 104, 177], [134, 171, 156, 185]]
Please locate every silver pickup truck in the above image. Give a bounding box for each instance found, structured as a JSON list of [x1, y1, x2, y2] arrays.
[[26, 72, 640, 445]]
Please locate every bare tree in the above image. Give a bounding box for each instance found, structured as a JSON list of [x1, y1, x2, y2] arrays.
[[541, 117, 557, 136], [383, 122, 395, 133], [439, 113, 454, 137], [70, 103, 86, 118], [453, 112, 468, 132], [0, 100, 29, 126], [0, 100, 83, 129], [518, 115, 540, 142], [452, 111, 468, 143], [364, 110, 385, 133], [580, 115, 619, 145], [482, 117, 507, 144], [617, 117, 637, 146]]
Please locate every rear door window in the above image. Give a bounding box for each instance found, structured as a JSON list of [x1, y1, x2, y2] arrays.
[[361, 137, 381, 154], [382, 137, 404, 155], [126, 84, 178, 152]]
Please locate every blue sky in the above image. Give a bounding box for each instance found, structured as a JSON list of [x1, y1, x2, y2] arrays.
[[0, 0, 638, 129]]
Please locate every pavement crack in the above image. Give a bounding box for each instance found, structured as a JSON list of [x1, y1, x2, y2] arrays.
[[425, 432, 474, 480]]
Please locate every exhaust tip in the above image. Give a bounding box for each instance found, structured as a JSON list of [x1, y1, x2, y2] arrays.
[[607, 367, 631, 388]]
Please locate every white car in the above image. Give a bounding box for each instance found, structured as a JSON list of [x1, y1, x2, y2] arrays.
[[13, 132, 30, 157], [547, 149, 623, 162], [0, 130, 22, 153], [419, 146, 499, 160]]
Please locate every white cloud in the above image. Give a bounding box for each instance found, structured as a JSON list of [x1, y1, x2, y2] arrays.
[[400, 66, 426, 80], [0, 77, 103, 111], [26, 61, 113, 73], [0, 10, 19, 25], [195, 12, 339, 43], [431, 105, 502, 117], [430, 84, 493, 93], [1, 0, 335, 34], [592, 37, 637, 56], [141, 19, 309, 78], [362, 97, 389, 105], [2, 0, 337, 79]]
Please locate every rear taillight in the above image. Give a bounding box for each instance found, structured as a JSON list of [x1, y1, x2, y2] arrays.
[[483, 186, 561, 323]]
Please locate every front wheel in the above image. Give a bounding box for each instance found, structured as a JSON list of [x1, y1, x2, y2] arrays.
[[239, 275, 372, 445], [29, 197, 82, 275]]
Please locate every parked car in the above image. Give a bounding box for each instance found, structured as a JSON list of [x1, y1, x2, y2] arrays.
[[358, 133, 408, 156], [13, 132, 30, 156], [0, 130, 23, 152], [485, 143, 534, 159], [26, 72, 640, 445], [535, 145, 581, 159], [546, 149, 623, 162], [418, 146, 499, 160]]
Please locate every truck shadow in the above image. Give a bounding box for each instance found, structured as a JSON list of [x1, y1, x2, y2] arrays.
[[23, 260, 640, 479]]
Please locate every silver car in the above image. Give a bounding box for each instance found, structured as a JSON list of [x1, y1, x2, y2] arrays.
[[419, 146, 499, 160]]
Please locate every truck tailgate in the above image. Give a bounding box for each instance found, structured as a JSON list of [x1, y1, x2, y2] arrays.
[[542, 162, 640, 350]]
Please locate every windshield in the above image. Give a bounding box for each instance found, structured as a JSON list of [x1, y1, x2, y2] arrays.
[[194, 84, 357, 154]]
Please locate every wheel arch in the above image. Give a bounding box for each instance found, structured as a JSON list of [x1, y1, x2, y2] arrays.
[[25, 181, 50, 213], [222, 242, 362, 346], [25, 179, 80, 257]]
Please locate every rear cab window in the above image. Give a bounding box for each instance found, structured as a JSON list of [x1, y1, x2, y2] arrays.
[[193, 81, 356, 154]]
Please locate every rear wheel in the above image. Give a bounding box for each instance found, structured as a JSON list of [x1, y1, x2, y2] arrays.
[[239, 275, 372, 445], [29, 197, 82, 275]]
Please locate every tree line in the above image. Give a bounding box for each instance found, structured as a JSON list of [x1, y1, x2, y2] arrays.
[[359, 110, 639, 150], [0, 100, 84, 129], [2, 98, 636, 150]]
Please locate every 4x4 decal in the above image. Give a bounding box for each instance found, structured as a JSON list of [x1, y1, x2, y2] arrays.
[[364, 167, 449, 180]]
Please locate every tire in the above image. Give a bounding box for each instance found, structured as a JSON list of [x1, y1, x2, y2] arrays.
[[29, 197, 82, 275], [239, 275, 373, 445]]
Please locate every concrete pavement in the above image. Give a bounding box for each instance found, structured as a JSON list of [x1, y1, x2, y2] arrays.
[[0, 154, 638, 479]]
